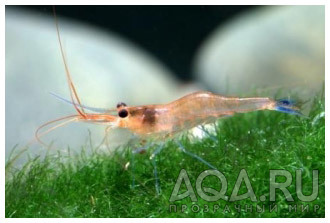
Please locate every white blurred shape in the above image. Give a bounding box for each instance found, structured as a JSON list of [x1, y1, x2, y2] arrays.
[[6, 7, 182, 160], [194, 6, 324, 102]]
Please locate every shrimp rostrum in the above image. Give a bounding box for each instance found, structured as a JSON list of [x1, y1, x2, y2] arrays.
[[36, 7, 302, 194]]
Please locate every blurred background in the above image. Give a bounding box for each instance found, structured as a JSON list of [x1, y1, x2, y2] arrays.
[[20, 5, 259, 82], [6, 5, 324, 163]]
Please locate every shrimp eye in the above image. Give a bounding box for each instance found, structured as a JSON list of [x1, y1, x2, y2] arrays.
[[118, 109, 128, 118], [117, 102, 127, 108]]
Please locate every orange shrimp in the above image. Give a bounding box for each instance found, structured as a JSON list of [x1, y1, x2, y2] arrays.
[[36, 7, 301, 194], [36, 6, 302, 149], [37, 89, 301, 145]]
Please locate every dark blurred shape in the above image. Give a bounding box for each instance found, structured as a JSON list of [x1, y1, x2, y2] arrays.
[[19, 5, 258, 81]]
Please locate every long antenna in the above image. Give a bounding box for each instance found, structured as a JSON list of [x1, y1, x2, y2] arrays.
[[52, 6, 86, 118], [35, 115, 79, 145]]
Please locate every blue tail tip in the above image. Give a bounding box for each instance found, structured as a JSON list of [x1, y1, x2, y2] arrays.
[[277, 99, 296, 106], [275, 99, 303, 116]]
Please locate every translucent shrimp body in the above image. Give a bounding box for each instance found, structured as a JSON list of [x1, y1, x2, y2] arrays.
[[116, 91, 296, 138]]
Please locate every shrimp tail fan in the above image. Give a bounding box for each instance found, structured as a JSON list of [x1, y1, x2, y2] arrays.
[[274, 99, 303, 116]]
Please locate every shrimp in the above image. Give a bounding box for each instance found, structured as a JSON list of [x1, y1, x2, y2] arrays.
[[36, 6, 302, 194], [39, 90, 301, 144]]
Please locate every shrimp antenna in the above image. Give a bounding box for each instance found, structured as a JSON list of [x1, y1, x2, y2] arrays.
[[35, 115, 79, 146], [52, 6, 86, 118], [49, 92, 116, 114]]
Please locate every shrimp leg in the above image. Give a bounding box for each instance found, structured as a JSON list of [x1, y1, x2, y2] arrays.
[[150, 142, 165, 195], [104, 126, 111, 149], [198, 125, 218, 142], [130, 141, 154, 190], [95, 126, 111, 150], [130, 149, 136, 189], [176, 140, 217, 170]]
